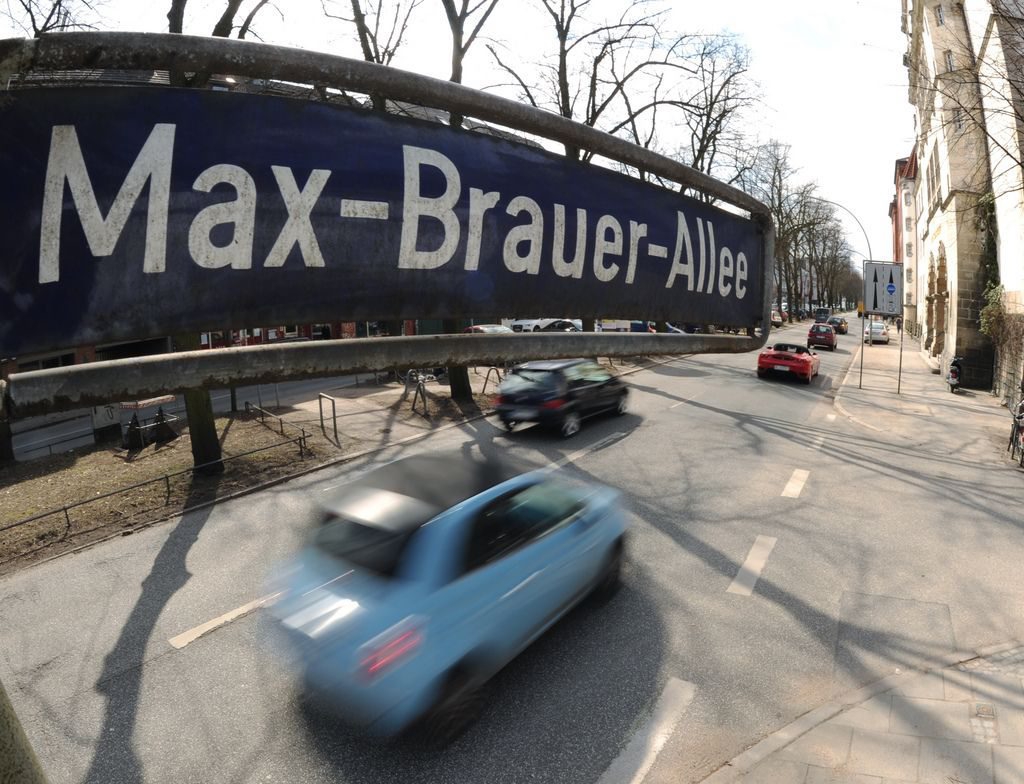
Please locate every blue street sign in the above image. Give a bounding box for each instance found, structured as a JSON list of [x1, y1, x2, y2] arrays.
[[886, 283, 896, 295], [0, 88, 765, 355]]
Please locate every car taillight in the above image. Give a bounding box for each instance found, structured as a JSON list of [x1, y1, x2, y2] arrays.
[[358, 618, 424, 679], [495, 394, 507, 405], [541, 398, 566, 409]]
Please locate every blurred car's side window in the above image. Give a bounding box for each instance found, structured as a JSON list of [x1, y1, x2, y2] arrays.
[[578, 363, 612, 383], [464, 483, 584, 573]]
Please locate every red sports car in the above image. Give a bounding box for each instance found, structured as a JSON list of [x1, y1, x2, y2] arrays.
[[757, 342, 820, 384]]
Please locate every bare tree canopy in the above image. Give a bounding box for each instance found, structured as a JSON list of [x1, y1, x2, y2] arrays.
[[166, 0, 276, 39], [487, 0, 756, 173], [2, 0, 103, 37], [322, 0, 422, 66]]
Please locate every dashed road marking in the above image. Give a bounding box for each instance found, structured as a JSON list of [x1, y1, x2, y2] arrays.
[[781, 469, 809, 498], [169, 593, 280, 650], [547, 433, 625, 471], [596, 677, 696, 784], [726, 535, 778, 596]]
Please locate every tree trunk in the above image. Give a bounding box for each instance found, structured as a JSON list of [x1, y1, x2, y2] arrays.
[[173, 333, 224, 474], [443, 319, 473, 403], [0, 416, 14, 464]]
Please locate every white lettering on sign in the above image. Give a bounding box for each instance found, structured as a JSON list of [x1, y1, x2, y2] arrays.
[[35, 129, 754, 311], [664, 211, 745, 299], [189, 164, 256, 269], [40, 124, 174, 283], [398, 145, 461, 270]]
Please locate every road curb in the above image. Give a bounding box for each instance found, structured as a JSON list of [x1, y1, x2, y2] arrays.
[[7, 355, 687, 577], [698, 641, 1016, 782]]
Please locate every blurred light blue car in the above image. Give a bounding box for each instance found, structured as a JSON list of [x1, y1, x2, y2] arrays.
[[267, 452, 628, 745]]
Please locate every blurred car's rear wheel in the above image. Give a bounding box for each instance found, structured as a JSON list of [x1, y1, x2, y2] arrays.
[[423, 674, 485, 748], [757, 369, 767, 378], [594, 541, 624, 603], [501, 418, 515, 432], [560, 411, 581, 438]]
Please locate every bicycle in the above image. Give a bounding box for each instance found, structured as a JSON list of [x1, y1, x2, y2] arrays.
[[1008, 395, 1024, 465]]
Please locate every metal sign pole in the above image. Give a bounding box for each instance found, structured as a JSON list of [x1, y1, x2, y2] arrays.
[[859, 313, 865, 389], [897, 319, 905, 395]]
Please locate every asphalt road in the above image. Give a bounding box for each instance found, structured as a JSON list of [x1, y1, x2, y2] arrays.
[[3, 322, 1022, 784]]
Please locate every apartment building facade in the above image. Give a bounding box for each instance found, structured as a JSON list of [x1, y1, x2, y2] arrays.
[[903, 0, 995, 387], [890, 153, 921, 337]]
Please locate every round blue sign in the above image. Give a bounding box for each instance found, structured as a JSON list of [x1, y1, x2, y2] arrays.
[[886, 283, 896, 295]]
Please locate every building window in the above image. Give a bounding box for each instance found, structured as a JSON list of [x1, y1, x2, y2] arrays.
[[906, 242, 914, 258], [935, 5, 945, 25], [907, 267, 914, 283], [905, 216, 912, 231], [945, 50, 955, 71], [904, 190, 912, 206], [953, 108, 965, 131]]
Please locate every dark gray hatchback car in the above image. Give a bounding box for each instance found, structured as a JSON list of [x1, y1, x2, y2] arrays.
[[495, 359, 628, 437]]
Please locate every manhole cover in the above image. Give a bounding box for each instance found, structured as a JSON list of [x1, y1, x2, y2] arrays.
[[976, 703, 995, 718]]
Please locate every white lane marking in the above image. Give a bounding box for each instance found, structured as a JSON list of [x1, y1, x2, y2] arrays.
[[826, 413, 836, 422], [169, 593, 280, 650], [669, 400, 687, 409], [647, 243, 669, 259], [781, 469, 809, 498], [546, 433, 625, 471], [726, 535, 778, 596], [340, 199, 389, 219], [596, 677, 696, 784], [807, 433, 825, 452]]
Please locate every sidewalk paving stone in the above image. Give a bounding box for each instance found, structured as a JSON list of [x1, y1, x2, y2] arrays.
[[777, 723, 853, 768], [846, 729, 920, 781], [917, 736, 993, 783], [994, 745, 1024, 783], [736, 758, 808, 782], [888, 696, 973, 741], [805, 767, 883, 783], [829, 695, 893, 733]]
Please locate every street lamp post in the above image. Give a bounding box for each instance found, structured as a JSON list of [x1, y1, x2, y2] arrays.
[[811, 196, 874, 261], [811, 196, 875, 390]]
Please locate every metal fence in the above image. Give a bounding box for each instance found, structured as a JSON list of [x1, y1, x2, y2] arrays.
[[0, 435, 308, 567]]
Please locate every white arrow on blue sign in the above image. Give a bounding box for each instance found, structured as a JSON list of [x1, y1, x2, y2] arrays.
[[863, 261, 903, 316]]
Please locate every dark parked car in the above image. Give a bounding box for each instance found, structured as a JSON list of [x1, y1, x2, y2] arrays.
[[827, 316, 848, 334], [496, 359, 628, 437], [539, 319, 581, 332]]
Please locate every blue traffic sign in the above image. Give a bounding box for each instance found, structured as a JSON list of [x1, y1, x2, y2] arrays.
[[886, 283, 896, 295], [0, 87, 766, 355]]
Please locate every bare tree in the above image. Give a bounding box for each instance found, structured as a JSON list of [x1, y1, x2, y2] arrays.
[[440, 0, 502, 129], [739, 141, 825, 319], [434, 0, 502, 401], [322, 0, 422, 109], [490, 0, 702, 164], [167, 0, 275, 39], [2, 0, 102, 36], [675, 34, 758, 193]]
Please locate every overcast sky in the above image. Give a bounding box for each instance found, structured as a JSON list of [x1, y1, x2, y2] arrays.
[[3, 0, 915, 264]]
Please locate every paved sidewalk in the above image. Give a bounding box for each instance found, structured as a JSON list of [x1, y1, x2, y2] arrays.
[[700, 333, 1024, 783], [833, 333, 1017, 465]]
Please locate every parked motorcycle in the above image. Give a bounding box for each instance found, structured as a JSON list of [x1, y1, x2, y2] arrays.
[[947, 356, 964, 393]]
